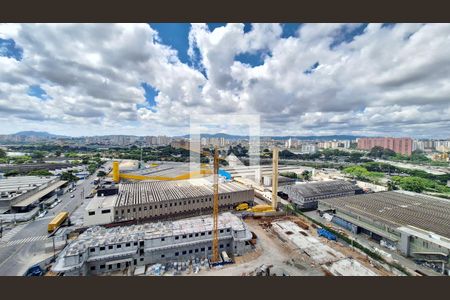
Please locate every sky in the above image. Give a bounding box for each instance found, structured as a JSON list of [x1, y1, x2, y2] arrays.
[[0, 23, 449, 138]]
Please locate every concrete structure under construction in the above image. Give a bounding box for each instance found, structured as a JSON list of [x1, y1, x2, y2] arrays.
[[319, 191, 450, 273], [0, 176, 66, 214], [279, 180, 362, 210], [84, 178, 254, 226], [52, 212, 253, 275]]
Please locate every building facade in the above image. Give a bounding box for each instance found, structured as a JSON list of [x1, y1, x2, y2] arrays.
[[53, 212, 253, 275], [84, 179, 254, 226], [357, 137, 412, 155], [279, 180, 362, 210]]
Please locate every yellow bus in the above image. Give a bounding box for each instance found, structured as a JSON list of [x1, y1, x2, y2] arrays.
[[48, 211, 69, 233]]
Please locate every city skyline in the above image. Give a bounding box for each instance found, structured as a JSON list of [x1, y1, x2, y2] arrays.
[[1, 23, 450, 138]]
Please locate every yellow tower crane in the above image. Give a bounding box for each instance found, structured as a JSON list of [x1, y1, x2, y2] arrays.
[[272, 147, 279, 210], [211, 145, 220, 263], [110, 147, 221, 263]]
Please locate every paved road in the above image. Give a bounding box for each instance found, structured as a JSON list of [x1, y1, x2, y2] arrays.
[[0, 165, 107, 275]]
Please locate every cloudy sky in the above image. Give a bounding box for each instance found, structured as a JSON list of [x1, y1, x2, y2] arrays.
[[0, 23, 449, 138]]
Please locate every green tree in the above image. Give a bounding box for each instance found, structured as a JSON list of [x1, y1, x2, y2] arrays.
[[0, 148, 6, 158], [4, 170, 19, 177], [97, 170, 107, 177], [31, 150, 46, 162], [28, 170, 53, 176], [60, 172, 78, 182], [301, 170, 312, 181]]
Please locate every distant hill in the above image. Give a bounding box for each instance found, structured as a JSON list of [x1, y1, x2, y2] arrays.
[[13, 131, 66, 138]]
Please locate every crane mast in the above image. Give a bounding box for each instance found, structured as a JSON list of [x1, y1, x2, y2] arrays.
[[211, 145, 220, 263]]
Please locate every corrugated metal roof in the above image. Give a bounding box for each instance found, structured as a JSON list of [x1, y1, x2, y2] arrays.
[[12, 180, 67, 207]]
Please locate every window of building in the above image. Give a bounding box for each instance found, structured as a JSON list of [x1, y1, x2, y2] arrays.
[[121, 209, 124, 214], [195, 233, 199, 237], [201, 199, 204, 203], [182, 235, 187, 239], [208, 246, 211, 250], [88, 211, 95, 216], [90, 266, 96, 271], [183, 201, 186, 205], [201, 247, 205, 251], [226, 229, 230, 232], [144, 206, 147, 211], [134, 242, 138, 246], [182, 250, 187, 255], [115, 210, 118, 215], [90, 248, 95, 253], [164, 204, 167, 208], [117, 263, 121, 268], [226, 243, 230, 247], [189, 234, 193, 238], [127, 209, 130, 213], [220, 229, 224, 233], [100, 246, 105, 251], [140, 241, 144, 246], [101, 209, 111, 214], [175, 236, 179, 240], [100, 265, 105, 269], [170, 203, 172, 207], [161, 238, 165, 242], [189, 249, 193, 254], [195, 249, 199, 253], [138, 207, 142, 211], [140, 258, 144, 262], [201, 232, 205, 236], [197, 199, 199, 203], [126, 243, 130, 247], [149, 205, 152, 209], [160, 204, 162, 209], [161, 254, 165, 258], [108, 265, 112, 270], [133, 208, 136, 212], [174, 202, 177, 206], [220, 244, 223, 249], [117, 244, 121, 249], [175, 252, 179, 256], [108, 245, 113, 250], [208, 231, 212, 235]]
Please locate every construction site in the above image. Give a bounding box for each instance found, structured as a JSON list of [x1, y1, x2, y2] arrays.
[[47, 148, 416, 276]]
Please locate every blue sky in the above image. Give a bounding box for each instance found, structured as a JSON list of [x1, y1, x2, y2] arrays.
[[0, 23, 448, 138], [0, 38, 23, 60]]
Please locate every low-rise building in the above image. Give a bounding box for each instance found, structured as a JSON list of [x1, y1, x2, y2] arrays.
[[52, 212, 253, 275], [0, 176, 67, 214], [279, 180, 362, 210], [319, 191, 450, 272], [84, 178, 254, 226]]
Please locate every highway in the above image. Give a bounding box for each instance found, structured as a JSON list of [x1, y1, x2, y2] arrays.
[[0, 166, 106, 276]]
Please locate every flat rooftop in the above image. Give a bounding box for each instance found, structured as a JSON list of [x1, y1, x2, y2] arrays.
[[321, 191, 450, 239], [115, 178, 252, 207], [281, 180, 360, 198], [0, 175, 58, 193], [64, 212, 245, 256]]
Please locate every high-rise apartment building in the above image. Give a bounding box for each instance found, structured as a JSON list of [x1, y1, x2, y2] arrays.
[[357, 137, 412, 155]]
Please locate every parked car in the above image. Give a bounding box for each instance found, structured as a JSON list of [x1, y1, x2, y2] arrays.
[[37, 210, 48, 219], [70, 194, 75, 198]]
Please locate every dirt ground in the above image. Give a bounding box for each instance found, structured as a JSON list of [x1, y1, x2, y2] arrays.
[[195, 217, 325, 276]]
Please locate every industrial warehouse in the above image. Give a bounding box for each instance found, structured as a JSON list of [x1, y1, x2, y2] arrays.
[[52, 212, 253, 275], [319, 191, 450, 270], [0, 176, 66, 215], [279, 180, 362, 210], [84, 178, 254, 226]]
